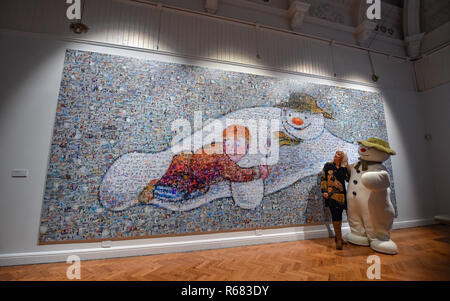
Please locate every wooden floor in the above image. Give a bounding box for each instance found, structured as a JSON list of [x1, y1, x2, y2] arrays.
[[1, 225, 449, 281]]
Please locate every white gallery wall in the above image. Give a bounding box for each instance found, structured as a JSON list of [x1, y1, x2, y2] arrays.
[[421, 83, 450, 216], [0, 0, 447, 265]]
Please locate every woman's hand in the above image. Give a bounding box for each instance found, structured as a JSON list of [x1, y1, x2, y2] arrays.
[[323, 192, 329, 199], [259, 165, 269, 179]]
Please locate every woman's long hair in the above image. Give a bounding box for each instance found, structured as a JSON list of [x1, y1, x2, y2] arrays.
[[336, 150, 348, 167]]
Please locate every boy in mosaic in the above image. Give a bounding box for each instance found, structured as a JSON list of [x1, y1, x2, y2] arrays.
[[138, 125, 270, 203]]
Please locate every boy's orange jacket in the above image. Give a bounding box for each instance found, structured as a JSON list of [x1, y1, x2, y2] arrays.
[[157, 151, 259, 194]]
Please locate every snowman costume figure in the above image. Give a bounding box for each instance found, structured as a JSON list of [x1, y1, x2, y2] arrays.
[[346, 138, 397, 254], [99, 93, 359, 212]]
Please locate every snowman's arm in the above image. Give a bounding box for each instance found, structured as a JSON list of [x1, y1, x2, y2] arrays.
[[347, 163, 355, 176], [361, 171, 390, 191], [344, 166, 351, 182]]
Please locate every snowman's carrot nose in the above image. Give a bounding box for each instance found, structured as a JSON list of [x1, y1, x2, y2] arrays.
[[292, 117, 304, 126]]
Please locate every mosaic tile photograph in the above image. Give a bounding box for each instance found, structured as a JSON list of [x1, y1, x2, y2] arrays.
[[39, 49, 396, 243]]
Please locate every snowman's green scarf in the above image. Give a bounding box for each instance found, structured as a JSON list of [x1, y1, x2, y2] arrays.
[[354, 158, 379, 171], [276, 131, 302, 146]]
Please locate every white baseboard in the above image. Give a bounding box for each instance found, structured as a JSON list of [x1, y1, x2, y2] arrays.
[[391, 218, 436, 229], [0, 218, 436, 267], [434, 215, 450, 224]]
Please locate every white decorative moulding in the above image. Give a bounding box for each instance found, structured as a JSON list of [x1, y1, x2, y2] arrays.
[[404, 32, 425, 58], [205, 0, 219, 14], [354, 20, 377, 47], [288, 1, 311, 31]]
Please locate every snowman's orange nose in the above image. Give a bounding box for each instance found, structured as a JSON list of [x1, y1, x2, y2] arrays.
[[292, 117, 304, 126], [360, 148, 366, 152]]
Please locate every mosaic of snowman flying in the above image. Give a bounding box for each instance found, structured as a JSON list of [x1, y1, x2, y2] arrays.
[[99, 93, 359, 212]]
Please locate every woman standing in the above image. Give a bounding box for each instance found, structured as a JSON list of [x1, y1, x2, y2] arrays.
[[321, 151, 349, 250]]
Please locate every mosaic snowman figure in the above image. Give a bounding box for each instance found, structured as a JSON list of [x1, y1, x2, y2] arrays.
[[346, 138, 398, 254], [99, 93, 359, 212]]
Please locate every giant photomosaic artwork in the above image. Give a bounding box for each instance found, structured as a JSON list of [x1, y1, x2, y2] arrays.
[[39, 49, 396, 243]]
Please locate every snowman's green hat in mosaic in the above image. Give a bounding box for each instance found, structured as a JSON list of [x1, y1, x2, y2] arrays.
[[358, 137, 396, 155], [277, 92, 334, 119]]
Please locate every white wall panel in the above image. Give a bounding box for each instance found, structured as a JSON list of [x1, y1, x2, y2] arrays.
[[309, 39, 334, 78], [417, 46, 450, 91], [420, 83, 450, 215], [0, 0, 419, 90], [333, 45, 372, 84]]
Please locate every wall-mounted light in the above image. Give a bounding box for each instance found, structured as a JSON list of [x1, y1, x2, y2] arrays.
[[66, 0, 89, 34], [368, 51, 379, 82], [330, 40, 337, 77], [70, 22, 88, 34], [255, 24, 261, 59]]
